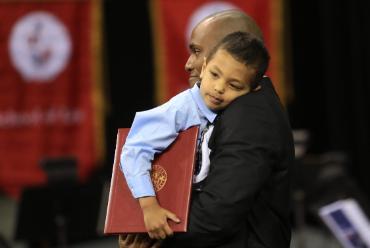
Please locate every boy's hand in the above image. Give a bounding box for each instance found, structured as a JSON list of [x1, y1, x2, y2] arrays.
[[139, 196, 180, 240]]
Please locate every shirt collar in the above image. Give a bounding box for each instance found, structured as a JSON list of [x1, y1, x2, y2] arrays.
[[190, 83, 217, 123]]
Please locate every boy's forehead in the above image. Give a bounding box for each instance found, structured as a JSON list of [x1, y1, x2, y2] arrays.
[[208, 49, 256, 84]]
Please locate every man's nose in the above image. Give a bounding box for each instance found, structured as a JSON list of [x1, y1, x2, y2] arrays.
[[185, 56, 194, 72]]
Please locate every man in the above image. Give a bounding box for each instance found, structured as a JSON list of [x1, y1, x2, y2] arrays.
[[185, 10, 263, 87], [120, 9, 294, 248]]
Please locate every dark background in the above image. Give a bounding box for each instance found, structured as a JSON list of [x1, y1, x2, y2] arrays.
[[103, 0, 370, 198], [3, 1, 369, 247]]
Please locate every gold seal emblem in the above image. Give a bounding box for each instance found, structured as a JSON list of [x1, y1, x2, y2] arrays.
[[150, 164, 167, 192]]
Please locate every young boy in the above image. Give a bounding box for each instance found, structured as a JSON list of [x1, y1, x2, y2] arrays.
[[120, 31, 270, 240]]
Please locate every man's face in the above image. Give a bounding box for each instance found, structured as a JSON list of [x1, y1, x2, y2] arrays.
[[200, 49, 256, 111], [185, 22, 220, 86]]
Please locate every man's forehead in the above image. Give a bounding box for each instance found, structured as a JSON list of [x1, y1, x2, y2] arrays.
[[191, 21, 221, 47], [194, 18, 221, 34]]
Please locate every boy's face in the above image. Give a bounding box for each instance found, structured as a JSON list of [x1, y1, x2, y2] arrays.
[[199, 49, 256, 111]]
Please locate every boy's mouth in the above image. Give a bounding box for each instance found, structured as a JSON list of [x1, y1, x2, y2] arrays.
[[208, 94, 222, 105]]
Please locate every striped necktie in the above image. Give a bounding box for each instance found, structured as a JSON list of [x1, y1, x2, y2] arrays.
[[193, 120, 215, 190]]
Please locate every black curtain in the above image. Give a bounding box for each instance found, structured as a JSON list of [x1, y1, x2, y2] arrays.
[[288, 0, 370, 196], [103, 0, 154, 176]]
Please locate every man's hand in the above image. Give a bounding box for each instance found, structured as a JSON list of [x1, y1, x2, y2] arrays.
[[118, 233, 162, 248], [139, 197, 180, 240], [253, 85, 262, 91]]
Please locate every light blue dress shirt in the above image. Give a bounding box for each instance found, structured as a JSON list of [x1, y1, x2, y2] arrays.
[[120, 84, 217, 198]]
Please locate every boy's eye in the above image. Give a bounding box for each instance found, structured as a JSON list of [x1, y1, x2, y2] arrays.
[[229, 83, 243, 90], [210, 71, 219, 78]]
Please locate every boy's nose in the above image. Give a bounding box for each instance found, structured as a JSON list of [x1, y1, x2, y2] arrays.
[[214, 80, 225, 94]]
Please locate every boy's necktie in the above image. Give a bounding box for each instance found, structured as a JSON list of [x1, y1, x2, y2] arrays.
[[193, 121, 214, 185]]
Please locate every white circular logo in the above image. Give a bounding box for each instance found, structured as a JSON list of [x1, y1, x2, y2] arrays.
[[186, 1, 239, 45], [9, 11, 72, 82]]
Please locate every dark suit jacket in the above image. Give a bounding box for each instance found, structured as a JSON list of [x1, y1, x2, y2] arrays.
[[163, 78, 294, 248]]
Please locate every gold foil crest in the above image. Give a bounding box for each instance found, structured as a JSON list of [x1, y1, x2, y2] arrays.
[[150, 164, 167, 192]]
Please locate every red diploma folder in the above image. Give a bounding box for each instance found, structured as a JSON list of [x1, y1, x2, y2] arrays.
[[104, 126, 199, 234]]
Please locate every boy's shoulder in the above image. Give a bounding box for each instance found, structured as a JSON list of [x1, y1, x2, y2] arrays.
[[147, 88, 195, 115], [165, 88, 194, 106]]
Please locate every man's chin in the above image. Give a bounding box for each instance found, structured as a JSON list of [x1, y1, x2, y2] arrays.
[[188, 77, 199, 87]]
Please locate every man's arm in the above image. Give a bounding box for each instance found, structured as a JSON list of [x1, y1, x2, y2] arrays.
[[166, 95, 276, 247]]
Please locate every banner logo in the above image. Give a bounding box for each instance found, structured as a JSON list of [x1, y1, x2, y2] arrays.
[[9, 11, 72, 82]]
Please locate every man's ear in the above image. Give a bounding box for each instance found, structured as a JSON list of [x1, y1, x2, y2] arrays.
[[200, 57, 207, 79]]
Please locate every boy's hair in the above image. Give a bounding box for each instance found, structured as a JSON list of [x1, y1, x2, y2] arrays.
[[206, 31, 270, 89]]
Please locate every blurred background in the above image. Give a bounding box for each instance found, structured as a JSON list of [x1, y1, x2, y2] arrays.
[[0, 0, 369, 247]]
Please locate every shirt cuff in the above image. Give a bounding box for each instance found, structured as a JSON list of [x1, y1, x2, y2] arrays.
[[127, 174, 156, 198]]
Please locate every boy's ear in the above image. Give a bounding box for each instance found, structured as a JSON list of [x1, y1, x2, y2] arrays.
[[200, 57, 207, 79]]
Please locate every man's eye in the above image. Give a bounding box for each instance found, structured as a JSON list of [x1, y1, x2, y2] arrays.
[[194, 49, 201, 55]]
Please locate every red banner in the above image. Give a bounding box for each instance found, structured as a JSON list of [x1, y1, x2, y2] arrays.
[[151, 0, 291, 104], [0, 0, 104, 198]]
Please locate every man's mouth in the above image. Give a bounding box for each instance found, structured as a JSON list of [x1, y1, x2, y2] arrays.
[[188, 75, 200, 84]]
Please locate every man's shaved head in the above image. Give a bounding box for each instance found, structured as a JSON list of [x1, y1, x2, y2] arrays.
[[195, 10, 263, 41], [186, 9, 264, 86]]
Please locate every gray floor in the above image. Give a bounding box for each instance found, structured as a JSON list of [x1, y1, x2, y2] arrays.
[[0, 185, 117, 248], [1, 194, 341, 248]]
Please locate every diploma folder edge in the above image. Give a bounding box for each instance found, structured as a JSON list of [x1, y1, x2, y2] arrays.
[[104, 126, 199, 234]]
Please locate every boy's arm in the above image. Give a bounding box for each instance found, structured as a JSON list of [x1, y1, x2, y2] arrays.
[[120, 90, 200, 238], [120, 91, 201, 199], [139, 197, 180, 239]]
